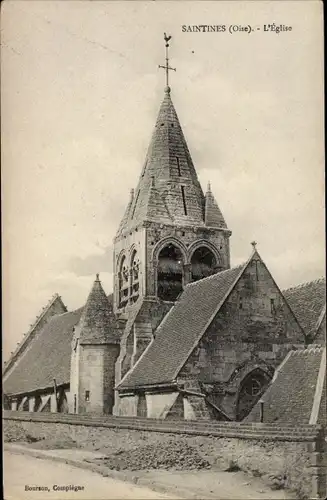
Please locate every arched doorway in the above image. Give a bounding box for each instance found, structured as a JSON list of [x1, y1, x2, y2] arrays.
[[157, 244, 184, 301], [190, 246, 217, 282], [236, 368, 271, 421]]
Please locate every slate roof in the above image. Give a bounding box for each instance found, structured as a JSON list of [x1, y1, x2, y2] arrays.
[[118, 262, 247, 389], [283, 278, 326, 339], [3, 308, 82, 396], [79, 275, 120, 345], [246, 347, 326, 424], [3, 292, 115, 396]]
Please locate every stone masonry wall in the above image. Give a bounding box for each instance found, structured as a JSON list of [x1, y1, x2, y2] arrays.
[[146, 222, 230, 296], [4, 413, 325, 499], [179, 258, 305, 419], [78, 345, 119, 415]]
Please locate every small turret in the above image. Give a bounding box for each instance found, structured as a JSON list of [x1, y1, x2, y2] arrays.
[[205, 181, 227, 228], [70, 274, 120, 415]]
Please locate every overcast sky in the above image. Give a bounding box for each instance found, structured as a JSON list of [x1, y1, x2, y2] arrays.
[[2, 0, 324, 360]]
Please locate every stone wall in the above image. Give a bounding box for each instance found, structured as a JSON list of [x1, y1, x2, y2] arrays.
[[3, 412, 325, 499], [179, 258, 305, 419], [78, 345, 119, 415]]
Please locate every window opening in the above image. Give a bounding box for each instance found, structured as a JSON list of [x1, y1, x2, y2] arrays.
[[130, 250, 140, 303], [236, 369, 271, 421], [190, 246, 217, 282], [270, 298, 276, 314], [85, 390, 90, 402], [181, 186, 187, 215], [157, 244, 183, 301], [176, 157, 181, 176], [131, 190, 140, 219]]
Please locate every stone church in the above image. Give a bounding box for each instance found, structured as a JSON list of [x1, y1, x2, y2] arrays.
[[3, 50, 326, 423]]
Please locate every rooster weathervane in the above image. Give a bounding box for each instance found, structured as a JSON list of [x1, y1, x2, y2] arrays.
[[158, 33, 176, 90]]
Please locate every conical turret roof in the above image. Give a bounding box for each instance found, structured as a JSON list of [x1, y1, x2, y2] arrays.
[[79, 274, 119, 345], [205, 182, 227, 228], [116, 89, 207, 235]]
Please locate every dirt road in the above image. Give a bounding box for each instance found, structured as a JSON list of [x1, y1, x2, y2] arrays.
[[3, 451, 180, 500]]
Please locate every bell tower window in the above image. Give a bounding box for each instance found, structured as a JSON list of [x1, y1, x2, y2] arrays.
[[118, 255, 129, 308], [190, 246, 217, 282], [130, 250, 140, 303], [157, 244, 184, 301]]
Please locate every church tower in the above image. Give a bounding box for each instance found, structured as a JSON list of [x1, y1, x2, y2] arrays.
[[113, 36, 231, 403]]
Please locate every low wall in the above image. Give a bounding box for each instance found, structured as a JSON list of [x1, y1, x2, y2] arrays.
[[3, 411, 326, 499]]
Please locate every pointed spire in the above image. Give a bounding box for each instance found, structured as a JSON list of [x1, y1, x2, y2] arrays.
[[205, 182, 227, 228], [79, 274, 119, 345], [116, 91, 206, 234]]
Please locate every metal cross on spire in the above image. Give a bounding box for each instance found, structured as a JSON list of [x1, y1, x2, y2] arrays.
[[158, 33, 176, 92]]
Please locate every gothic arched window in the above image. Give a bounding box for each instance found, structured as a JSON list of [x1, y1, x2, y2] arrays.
[[190, 246, 218, 282], [157, 244, 184, 301], [118, 255, 129, 308], [236, 369, 271, 421], [130, 250, 140, 303]]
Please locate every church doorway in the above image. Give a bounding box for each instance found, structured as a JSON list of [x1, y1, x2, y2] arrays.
[[236, 368, 271, 421], [157, 243, 184, 301], [190, 246, 218, 282]]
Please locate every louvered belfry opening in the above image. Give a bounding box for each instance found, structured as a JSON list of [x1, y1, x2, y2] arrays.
[[130, 249, 140, 304], [191, 246, 217, 282], [157, 243, 184, 301], [118, 251, 140, 308], [118, 255, 129, 308]]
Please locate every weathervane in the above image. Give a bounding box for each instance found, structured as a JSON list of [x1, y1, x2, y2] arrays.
[[159, 33, 176, 91]]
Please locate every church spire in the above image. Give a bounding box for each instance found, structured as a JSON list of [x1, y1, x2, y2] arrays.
[[115, 34, 229, 240]]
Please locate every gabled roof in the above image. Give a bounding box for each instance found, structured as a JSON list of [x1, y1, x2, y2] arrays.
[[283, 278, 326, 339], [3, 292, 115, 396], [3, 308, 82, 396], [246, 347, 326, 425], [116, 88, 217, 236], [205, 182, 227, 228], [118, 261, 247, 390], [3, 294, 67, 376], [79, 275, 119, 345]]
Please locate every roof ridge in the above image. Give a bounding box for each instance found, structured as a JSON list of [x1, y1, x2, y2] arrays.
[[291, 345, 323, 356], [284, 277, 326, 293]]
